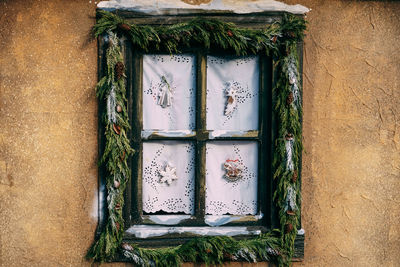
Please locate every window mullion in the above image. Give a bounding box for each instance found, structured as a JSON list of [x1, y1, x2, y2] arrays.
[[131, 51, 143, 224], [194, 53, 207, 222]]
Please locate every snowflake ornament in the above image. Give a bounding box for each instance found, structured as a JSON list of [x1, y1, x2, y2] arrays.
[[159, 163, 178, 185]]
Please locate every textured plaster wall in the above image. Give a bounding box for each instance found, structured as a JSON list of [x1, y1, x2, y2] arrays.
[[0, 0, 399, 267]]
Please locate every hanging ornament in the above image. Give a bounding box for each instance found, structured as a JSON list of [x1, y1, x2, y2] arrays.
[[113, 124, 121, 135], [284, 186, 297, 212], [120, 151, 126, 161], [117, 23, 131, 32], [224, 82, 239, 116], [271, 35, 278, 43], [285, 223, 294, 233], [286, 210, 296, 216], [115, 203, 121, 210], [115, 61, 125, 80], [114, 179, 120, 189], [116, 104, 122, 113], [266, 248, 281, 256], [285, 133, 294, 172], [159, 163, 178, 185], [287, 54, 301, 108], [223, 159, 243, 182], [107, 85, 117, 124], [115, 222, 120, 231], [291, 170, 298, 183], [107, 30, 119, 49], [223, 252, 236, 261], [286, 92, 294, 105], [157, 76, 173, 108], [227, 30, 233, 37], [122, 243, 134, 251]]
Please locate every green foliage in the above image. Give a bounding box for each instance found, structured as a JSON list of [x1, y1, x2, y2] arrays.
[[122, 234, 282, 267], [89, 10, 306, 267], [87, 30, 134, 262], [94, 10, 306, 56], [273, 47, 303, 265]]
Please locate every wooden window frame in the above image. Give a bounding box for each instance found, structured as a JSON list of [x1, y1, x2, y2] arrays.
[[96, 11, 304, 258]]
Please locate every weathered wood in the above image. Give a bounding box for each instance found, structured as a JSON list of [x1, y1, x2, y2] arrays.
[[123, 39, 134, 225], [194, 54, 207, 222], [270, 57, 280, 229], [258, 56, 267, 227], [130, 52, 144, 224], [96, 36, 108, 237], [114, 11, 283, 28], [293, 234, 305, 260], [141, 130, 197, 140]]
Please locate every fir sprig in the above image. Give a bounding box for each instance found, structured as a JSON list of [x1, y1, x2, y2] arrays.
[[123, 234, 282, 267], [93, 10, 305, 56], [87, 31, 134, 262], [273, 45, 303, 264]]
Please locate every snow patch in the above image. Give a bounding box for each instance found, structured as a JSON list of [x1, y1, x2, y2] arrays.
[[126, 225, 262, 238]]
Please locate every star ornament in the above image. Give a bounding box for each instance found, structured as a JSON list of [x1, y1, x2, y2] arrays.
[[159, 163, 178, 185]]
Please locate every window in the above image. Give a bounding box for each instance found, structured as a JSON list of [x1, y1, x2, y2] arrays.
[[95, 10, 304, 260], [126, 53, 271, 231]]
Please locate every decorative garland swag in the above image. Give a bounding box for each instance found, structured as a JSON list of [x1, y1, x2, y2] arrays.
[[88, 10, 306, 267]]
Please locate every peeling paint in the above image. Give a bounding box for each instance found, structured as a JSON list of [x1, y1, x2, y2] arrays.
[[141, 130, 195, 139], [208, 130, 258, 139]]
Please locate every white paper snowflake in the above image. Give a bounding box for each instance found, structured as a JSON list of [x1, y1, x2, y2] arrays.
[[159, 163, 178, 185]]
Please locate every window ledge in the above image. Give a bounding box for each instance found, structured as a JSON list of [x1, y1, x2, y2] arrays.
[[126, 225, 263, 239]]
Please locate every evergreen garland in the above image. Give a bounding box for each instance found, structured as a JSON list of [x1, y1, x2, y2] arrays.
[[123, 233, 281, 267], [87, 30, 134, 262], [88, 10, 306, 266]]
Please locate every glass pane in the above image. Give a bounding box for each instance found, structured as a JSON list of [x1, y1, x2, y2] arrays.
[[205, 141, 258, 215], [206, 56, 259, 131], [142, 141, 195, 215], [143, 54, 196, 130]]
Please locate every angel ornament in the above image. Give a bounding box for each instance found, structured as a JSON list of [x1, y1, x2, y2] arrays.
[[159, 162, 178, 185], [157, 75, 173, 108], [223, 159, 243, 182], [224, 82, 239, 116]]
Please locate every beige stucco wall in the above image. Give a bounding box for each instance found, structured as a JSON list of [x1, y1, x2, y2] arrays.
[[0, 0, 399, 266]]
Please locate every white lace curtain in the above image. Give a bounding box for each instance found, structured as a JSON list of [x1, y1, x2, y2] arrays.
[[142, 54, 260, 216]]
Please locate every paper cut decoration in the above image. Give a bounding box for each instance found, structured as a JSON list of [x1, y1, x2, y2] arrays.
[[159, 162, 178, 185], [223, 159, 243, 182], [157, 76, 173, 108]]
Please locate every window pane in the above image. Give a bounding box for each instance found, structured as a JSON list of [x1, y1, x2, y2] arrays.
[[143, 55, 196, 130], [206, 56, 259, 131], [142, 141, 195, 215], [205, 141, 258, 215]]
